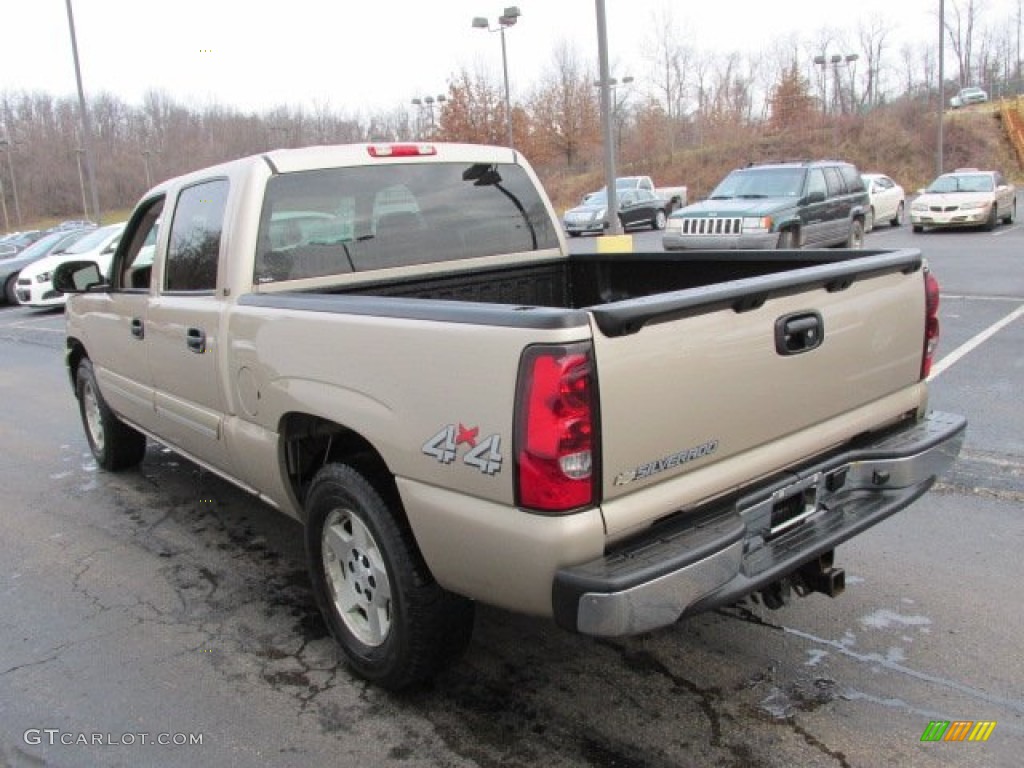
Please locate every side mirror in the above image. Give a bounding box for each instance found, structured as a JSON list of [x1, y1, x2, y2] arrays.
[[53, 260, 107, 294], [917, 188, 926, 195]]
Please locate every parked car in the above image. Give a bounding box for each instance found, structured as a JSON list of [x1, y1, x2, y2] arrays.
[[861, 173, 906, 231], [910, 169, 1016, 232], [1, 228, 95, 305], [582, 176, 687, 212], [563, 187, 672, 236], [0, 230, 44, 253], [950, 86, 988, 109], [15, 222, 125, 308], [663, 160, 868, 250]]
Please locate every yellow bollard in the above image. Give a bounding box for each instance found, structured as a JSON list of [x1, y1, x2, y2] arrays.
[[596, 234, 633, 253]]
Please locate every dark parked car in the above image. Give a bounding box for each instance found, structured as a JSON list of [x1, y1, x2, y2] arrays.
[[563, 187, 672, 236], [663, 160, 869, 250], [1, 228, 94, 305]]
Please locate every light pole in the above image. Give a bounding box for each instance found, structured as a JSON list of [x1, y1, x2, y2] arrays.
[[472, 6, 520, 148], [0, 174, 9, 232], [141, 149, 154, 189], [594, 76, 633, 159], [65, 0, 102, 225], [74, 147, 88, 220], [938, 0, 946, 176], [410, 94, 446, 139], [0, 136, 22, 226], [594, 0, 621, 235]]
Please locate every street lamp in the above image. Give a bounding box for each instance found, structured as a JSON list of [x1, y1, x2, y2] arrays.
[[65, 0, 102, 225], [410, 94, 446, 139], [472, 6, 521, 148], [0, 136, 23, 226]]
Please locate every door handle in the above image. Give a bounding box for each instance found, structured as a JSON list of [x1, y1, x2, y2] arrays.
[[130, 317, 144, 340], [186, 327, 206, 354], [775, 312, 824, 355]]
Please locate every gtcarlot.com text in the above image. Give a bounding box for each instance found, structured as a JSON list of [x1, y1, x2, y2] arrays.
[[24, 729, 204, 747]]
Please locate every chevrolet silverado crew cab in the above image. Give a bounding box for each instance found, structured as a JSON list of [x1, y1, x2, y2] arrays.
[[55, 143, 964, 690], [663, 160, 869, 250]]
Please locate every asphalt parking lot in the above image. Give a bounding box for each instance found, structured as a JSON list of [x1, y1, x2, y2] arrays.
[[1, 216, 1022, 767]]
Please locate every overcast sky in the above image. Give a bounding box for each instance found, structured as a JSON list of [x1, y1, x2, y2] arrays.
[[1, 0, 1017, 117]]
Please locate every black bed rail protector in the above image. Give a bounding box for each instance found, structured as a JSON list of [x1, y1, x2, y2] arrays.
[[585, 248, 923, 337], [237, 291, 590, 330]]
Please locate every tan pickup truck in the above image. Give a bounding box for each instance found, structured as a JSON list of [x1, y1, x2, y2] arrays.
[[56, 143, 965, 690]]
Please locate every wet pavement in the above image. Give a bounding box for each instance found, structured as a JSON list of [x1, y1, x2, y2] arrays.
[[1, 220, 1022, 767]]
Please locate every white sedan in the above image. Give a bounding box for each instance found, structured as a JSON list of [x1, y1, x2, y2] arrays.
[[15, 222, 125, 308], [861, 173, 905, 232]]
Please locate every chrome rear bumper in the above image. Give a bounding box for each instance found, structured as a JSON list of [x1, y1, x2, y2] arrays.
[[552, 411, 966, 636]]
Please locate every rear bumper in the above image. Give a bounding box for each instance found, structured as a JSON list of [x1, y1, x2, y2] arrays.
[[552, 411, 966, 636]]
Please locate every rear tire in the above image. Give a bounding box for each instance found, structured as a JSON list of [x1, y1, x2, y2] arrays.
[[76, 358, 147, 471], [305, 463, 474, 691], [865, 207, 875, 233], [1001, 201, 1015, 225], [845, 219, 864, 248], [891, 201, 904, 227]]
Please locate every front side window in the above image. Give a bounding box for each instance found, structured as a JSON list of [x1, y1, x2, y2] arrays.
[[115, 196, 164, 291], [165, 179, 229, 292], [254, 162, 560, 283]]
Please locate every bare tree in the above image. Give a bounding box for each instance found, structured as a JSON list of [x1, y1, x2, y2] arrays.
[[858, 18, 891, 107], [944, 0, 986, 86]]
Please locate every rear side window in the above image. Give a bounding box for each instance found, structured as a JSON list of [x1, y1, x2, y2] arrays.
[[838, 165, 865, 194], [255, 162, 560, 283], [823, 167, 845, 198], [165, 179, 229, 292]]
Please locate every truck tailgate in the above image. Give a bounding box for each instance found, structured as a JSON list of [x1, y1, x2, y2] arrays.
[[590, 255, 926, 534]]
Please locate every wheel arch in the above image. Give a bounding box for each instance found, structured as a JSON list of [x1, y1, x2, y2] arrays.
[[278, 412, 400, 524], [66, 337, 88, 393]]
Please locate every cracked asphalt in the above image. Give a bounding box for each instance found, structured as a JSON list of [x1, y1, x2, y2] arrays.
[[1, 222, 1022, 767]]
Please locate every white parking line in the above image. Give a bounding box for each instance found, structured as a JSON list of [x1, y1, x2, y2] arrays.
[[993, 224, 1021, 237], [929, 302, 1024, 380]]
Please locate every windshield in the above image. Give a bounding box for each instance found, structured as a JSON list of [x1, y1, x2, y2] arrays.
[[709, 168, 806, 199], [64, 224, 122, 254], [255, 161, 560, 283], [926, 174, 994, 193], [583, 190, 608, 206], [6, 231, 66, 260]]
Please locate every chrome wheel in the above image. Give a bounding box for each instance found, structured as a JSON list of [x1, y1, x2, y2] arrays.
[[322, 507, 392, 647], [81, 377, 105, 454]]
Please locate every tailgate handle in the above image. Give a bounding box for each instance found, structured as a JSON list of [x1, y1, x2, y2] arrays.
[[186, 327, 207, 354], [776, 312, 823, 355]]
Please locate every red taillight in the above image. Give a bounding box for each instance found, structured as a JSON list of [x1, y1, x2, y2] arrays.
[[922, 270, 940, 379], [367, 144, 437, 157], [515, 344, 598, 512]]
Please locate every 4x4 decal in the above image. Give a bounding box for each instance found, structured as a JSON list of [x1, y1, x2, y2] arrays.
[[422, 423, 503, 475]]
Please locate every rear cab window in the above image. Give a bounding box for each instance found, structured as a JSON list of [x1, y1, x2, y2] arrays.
[[254, 162, 560, 284]]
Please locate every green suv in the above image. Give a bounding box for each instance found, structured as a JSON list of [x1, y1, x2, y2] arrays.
[[662, 160, 869, 250]]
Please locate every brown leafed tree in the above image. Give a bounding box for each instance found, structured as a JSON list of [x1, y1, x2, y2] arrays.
[[528, 42, 601, 170], [767, 62, 817, 133]]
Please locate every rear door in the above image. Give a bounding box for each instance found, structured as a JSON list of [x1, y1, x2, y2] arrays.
[[146, 178, 235, 474], [589, 257, 927, 534]]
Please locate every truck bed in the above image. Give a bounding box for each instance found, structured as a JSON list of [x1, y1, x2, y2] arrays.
[[260, 249, 923, 338]]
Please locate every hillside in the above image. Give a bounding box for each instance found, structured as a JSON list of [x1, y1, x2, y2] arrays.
[[540, 99, 1023, 211]]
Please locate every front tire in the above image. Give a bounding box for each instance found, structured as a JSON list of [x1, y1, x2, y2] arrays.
[[76, 358, 147, 471], [891, 201, 905, 227], [305, 463, 474, 690], [776, 229, 795, 249], [3, 275, 17, 305], [912, 224, 924, 233], [984, 205, 998, 231], [653, 209, 667, 230]]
